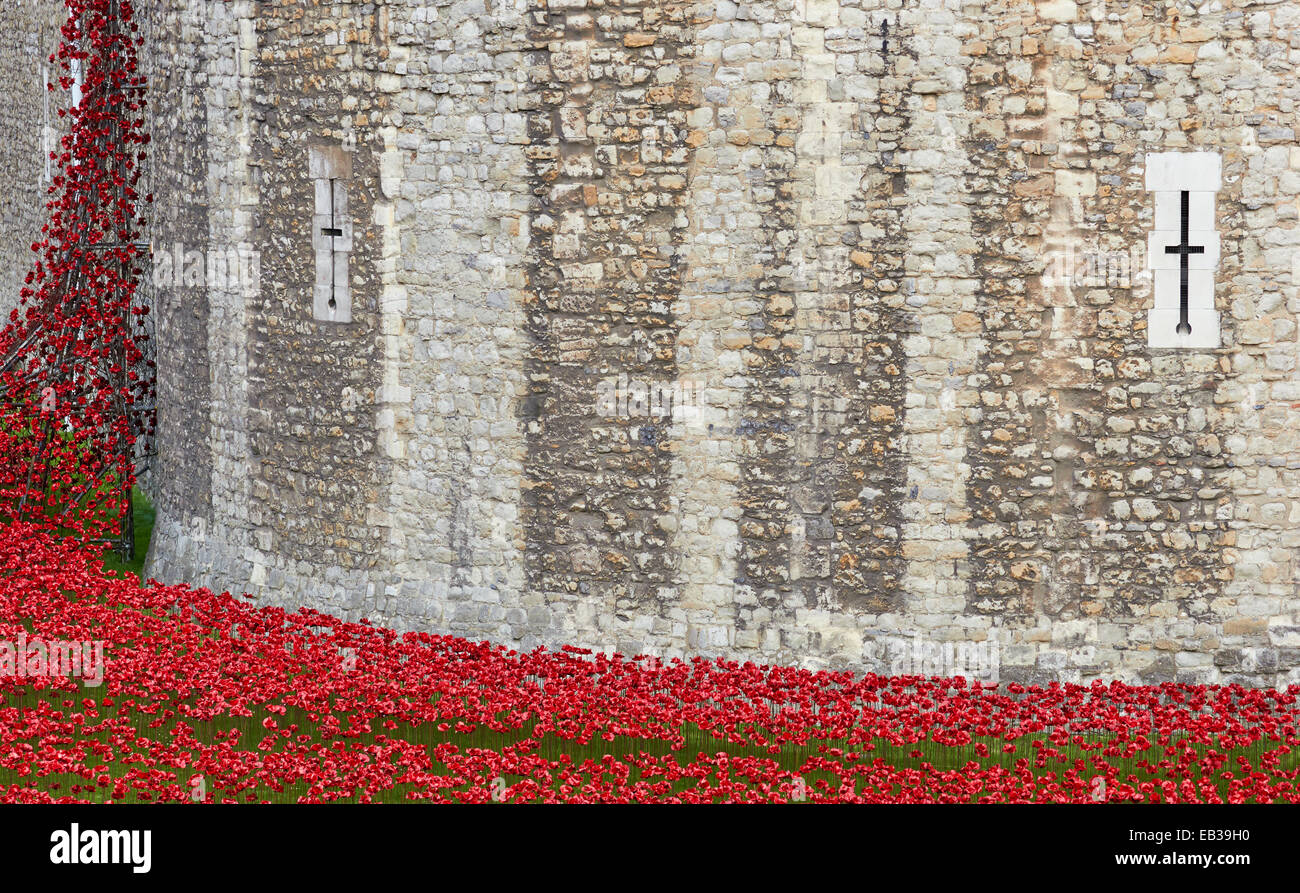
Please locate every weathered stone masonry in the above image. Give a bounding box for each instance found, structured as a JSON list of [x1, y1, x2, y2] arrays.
[[521, 0, 692, 651], [6, 0, 1300, 686], [0, 1, 70, 313]]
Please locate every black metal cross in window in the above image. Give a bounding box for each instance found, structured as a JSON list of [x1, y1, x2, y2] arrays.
[[322, 178, 343, 310], [1164, 190, 1204, 335]]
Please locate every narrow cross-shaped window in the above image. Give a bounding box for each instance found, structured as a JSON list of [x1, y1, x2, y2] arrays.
[[1164, 191, 1205, 335], [321, 178, 344, 313], [321, 180, 343, 238], [1144, 152, 1221, 348], [309, 144, 351, 322]]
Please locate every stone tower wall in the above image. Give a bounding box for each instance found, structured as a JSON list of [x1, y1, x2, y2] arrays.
[[0, 1, 71, 314], [19, 0, 1300, 686]]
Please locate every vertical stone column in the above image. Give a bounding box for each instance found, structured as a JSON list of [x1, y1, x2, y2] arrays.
[[783, 1, 860, 657], [896, 0, 982, 631], [367, 2, 529, 638], [821, 4, 912, 638], [522, 0, 696, 656], [1214, 3, 1300, 686], [962, 9, 1101, 681], [205, 2, 258, 596], [718, 0, 802, 663], [668, 2, 746, 659]]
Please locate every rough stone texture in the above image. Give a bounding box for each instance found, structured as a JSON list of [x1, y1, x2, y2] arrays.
[[8, 0, 1300, 686], [0, 1, 69, 315]]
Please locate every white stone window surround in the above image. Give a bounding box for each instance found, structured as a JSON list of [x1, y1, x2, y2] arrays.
[[309, 143, 352, 323], [42, 63, 52, 185], [70, 56, 83, 109], [1144, 151, 1221, 349], [44, 54, 86, 188]]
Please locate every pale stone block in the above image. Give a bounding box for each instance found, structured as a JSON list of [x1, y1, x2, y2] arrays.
[[1046, 88, 1079, 118], [314, 179, 332, 213], [308, 143, 351, 180], [1148, 230, 1220, 270], [1152, 267, 1215, 310], [799, 0, 839, 26], [803, 53, 837, 79], [1145, 151, 1221, 192], [794, 78, 828, 104], [1037, 0, 1078, 22], [1147, 308, 1220, 348], [313, 247, 333, 287], [814, 164, 861, 198], [1054, 169, 1096, 197]]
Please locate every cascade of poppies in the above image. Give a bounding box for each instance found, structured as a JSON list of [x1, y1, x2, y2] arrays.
[[0, 0, 152, 550]]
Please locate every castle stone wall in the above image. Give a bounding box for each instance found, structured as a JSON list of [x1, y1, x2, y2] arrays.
[[0, 1, 69, 315], [82, 0, 1300, 685]]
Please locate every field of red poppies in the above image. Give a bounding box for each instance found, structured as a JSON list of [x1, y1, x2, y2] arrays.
[[0, 522, 1296, 804]]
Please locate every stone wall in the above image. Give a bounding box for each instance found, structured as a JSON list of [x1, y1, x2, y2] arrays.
[[76, 0, 1300, 685], [0, 1, 69, 315]]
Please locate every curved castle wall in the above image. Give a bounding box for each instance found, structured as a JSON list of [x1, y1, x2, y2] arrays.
[[127, 0, 1300, 686]]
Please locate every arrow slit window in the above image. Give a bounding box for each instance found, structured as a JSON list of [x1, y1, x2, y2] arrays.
[[1145, 152, 1221, 348], [309, 144, 352, 323]]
